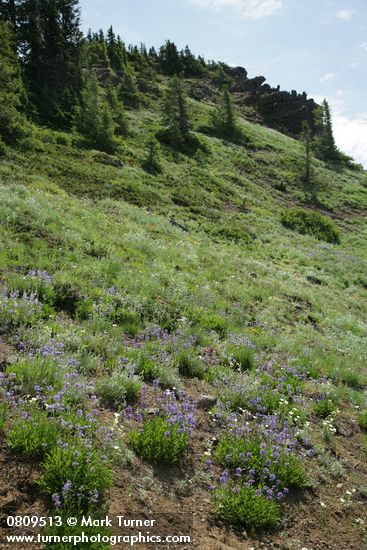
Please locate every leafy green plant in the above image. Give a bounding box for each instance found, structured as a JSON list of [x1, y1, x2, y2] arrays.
[[95, 371, 141, 409], [224, 345, 255, 372], [177, 351, 205, 379], [281, 208, 340, 244], [0, 402, 9, 434], [8, 407, 60, 457], [200, 314, 228, 338], [216, 435, 308, 489], [213, 484, 281, 532], [6, 357, 62, 396], [128, 416, 188, 464], [357, 410, 367, 431], [337, 368, 365, 389], [6, 273, 55, 305], [38, 444, 112, 513], [313, 398, 337, 418], [0, 292, 43, 333]]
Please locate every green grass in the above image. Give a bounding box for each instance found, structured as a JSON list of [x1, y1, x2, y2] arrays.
[[281, 208, 341, 244], [1, 85, 367, 537]]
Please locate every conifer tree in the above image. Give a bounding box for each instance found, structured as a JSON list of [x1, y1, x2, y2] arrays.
[[313, 99, 341, 162], [215, 64, 233, 88], [143, 136, 162, 174], [180, 45, 205, 76], [105, 83, 128, 136], [106, 26, 126, 72], [13, 0, 82, 128], [162, 77, 191, 137], [77, 71, 117, 153], [213, 85, 239, 140], [159, 40, 182, 75], [302, 122, 312, 183], [118, 69, 140, 108], [85, 32, 109, 66], [0, 20, 29, 145], [159, 77, 196, 150], [320, 99, 337, 159], [0, 0, 17, 27]]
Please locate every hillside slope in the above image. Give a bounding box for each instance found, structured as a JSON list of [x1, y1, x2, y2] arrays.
[[0, 97, 367, 549]]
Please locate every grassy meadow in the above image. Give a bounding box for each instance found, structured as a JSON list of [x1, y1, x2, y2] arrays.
[[0, 88, 367, 548]]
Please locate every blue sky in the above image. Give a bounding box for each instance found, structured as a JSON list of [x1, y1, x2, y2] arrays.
[[79, 0, 367, 166]]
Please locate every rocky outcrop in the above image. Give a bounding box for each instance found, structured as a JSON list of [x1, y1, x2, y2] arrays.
[[219, 65, 318, 137]]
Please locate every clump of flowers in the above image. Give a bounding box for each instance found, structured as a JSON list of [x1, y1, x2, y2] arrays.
[[210, 388, 310, 533], [1, 340, 115, 521], [126, 384, 196, 464], [216, 412, 308, 494], [312, 388, 338, 418], [213, 482, 281, 532], [0, 290, 43, 332], [38, 444, 112, 513]]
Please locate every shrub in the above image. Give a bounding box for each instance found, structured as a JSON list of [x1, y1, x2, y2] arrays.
[[313, 398, 337, 418], [0, 291, 43, 333], [218, 375, 261, 411], [177, 351, 205, 379], [6, 357, 62, 396], [200, 314, 228, 338], [357, 410, 367, 431], [8, 407, 60, 457], [0, 402, 9, 434], [216, 435, 308, 489], [213, 484, 280, 532], [96, 371, 141, 409], [337, 369, 365, 389], [133, 351, 181, 388], [224, 346, 255, 372], [128, 416, 188, 464], [38, 445, 112, 513], [212, 220, 252, 244], [281, 208, 340, 244], [134, 352, 160, 381]]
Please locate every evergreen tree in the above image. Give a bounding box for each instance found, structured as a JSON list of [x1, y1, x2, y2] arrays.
[[313, 99, 340, 162], [85, 32, 109, 66], [158, 77, 200, 152], [213, 85, 239, 140], [143, 136, 162, 174], [14, 0, 83, 128], [302, 122, 312, 183], [180, 45, 205, 76], [320, 99, 338, 159], [214, 64, 233, 88], [0, 20, 30, 145], [117, 36, 128, 67], [159, 40, 182, 75], [105, 83, 128, 136], [162, 77, 191, 137], [77, 71, 117, 153], [118, 69, 140, 108], [106, 26, 126, 72], [148, 46, 158, 61]]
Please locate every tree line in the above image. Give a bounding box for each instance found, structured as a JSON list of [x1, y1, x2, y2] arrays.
[[0, 0, 344, 167]]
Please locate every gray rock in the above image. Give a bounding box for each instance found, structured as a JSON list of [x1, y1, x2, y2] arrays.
[[197, 395, 217, 410]]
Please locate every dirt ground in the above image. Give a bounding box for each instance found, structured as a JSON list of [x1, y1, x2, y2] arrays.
[[0, 364, 366, 549]]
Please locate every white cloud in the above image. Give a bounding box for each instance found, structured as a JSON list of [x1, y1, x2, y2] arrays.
[[191, 0, 282, 19], [312, 92, 367, 168], [333, 113, 367, 168], [335, 9, 353, 21], [320, 72, 335, 83]]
